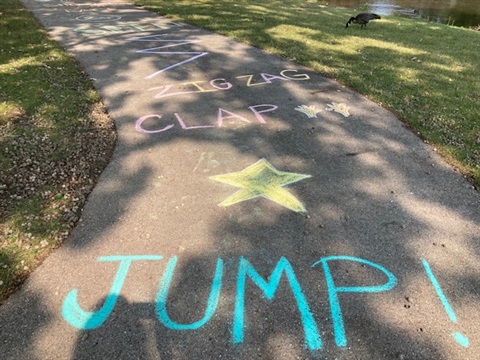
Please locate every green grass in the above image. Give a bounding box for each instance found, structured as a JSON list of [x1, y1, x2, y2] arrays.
[[0, 0, 116, 302], [131, 0, 480, 186]]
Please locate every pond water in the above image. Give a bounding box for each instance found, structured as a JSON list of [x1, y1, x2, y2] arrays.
[[327, 0, 480, 28]]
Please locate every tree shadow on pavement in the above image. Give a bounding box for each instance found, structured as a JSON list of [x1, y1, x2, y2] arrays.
[[2, 1, 479, 359]]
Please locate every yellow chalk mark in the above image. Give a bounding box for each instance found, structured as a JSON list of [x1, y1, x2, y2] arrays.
[[210, 158, 311, 212], [295, 104, 321, 118], [326, 102, 350, 117]]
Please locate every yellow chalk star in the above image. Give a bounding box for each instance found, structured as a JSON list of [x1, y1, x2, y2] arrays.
[[210, 158, 311, 212]]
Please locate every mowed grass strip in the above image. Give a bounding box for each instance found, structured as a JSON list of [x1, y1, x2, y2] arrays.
[[131, 0, 480, 186], [0, 0, 116, 303]]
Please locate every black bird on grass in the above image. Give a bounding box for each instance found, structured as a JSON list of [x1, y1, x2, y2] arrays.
[[345, 13, 381, 29]]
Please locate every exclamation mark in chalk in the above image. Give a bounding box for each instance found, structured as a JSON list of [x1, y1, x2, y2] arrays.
[[421, 259, 470, 348]]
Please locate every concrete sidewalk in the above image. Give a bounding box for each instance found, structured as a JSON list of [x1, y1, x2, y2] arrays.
[[1, 0, 479, 359]]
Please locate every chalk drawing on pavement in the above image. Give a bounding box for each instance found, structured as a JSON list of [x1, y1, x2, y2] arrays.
[[422, 259, 470, 348], [295, 105, 322, 118], [74, 22, 184, 38], [147, 70, 310, 100], [236, 73, 287, 86], [76, 15, 122, 22], [312, 256, 397, 347], [193, 152, 220, 173], [326, 102, 351, 117], [156, 256, 223, 330], [238, 69, 310, 85], [210, 158, 311, 213], [62, 255, 163, 330], [128, 34, 209, 79], [234, 257, 322, 350], [61, 254, 407, 352], [59, 13, 473, 352], [135, 104, 278, 134]]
